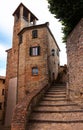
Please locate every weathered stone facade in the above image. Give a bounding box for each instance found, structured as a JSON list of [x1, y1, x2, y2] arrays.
[[67, 18, 83, 104], [0, 76, 5, 122], [57, 65, 67, 84], [5, 3, 60, 126]]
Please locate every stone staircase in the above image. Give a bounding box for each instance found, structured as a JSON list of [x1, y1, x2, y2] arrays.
[[28, 84, 83, 130]]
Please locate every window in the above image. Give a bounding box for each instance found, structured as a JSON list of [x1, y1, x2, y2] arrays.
[[51, 49, 55, 56], [32, 67, 38, 75], [2, 89, 5, 95], [30, 46, 40, 56], [57, 49, 59, 56], [19, 35, 22, 44], [32, 30, 38, 38], [3, 80, 5, 84], [0, 103, 2, 110]]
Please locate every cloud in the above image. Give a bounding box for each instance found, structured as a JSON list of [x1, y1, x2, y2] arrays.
[[0, 43, 7, 60], [0, 68, 6, 76]]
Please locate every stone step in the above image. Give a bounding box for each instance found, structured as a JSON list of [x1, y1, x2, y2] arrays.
[[38, 103, 78, 107], [28, 84, 83, 130], [46, 92, 66, 95], [49, 88, 66, 90], [29, 119, 83, 124], [42, 98, 67, 102], [46, 90, 66, 92], [44, 95, 66, 98], [50, 86, 66, 88], [42, 99, 67, 102], [34, 105, 81, 111], [39, 100, 77, 105], [30, 112, 83, 121], [48, 87, 66, 89], [33, 109, 83, 113], [28, 122, 83, 130]]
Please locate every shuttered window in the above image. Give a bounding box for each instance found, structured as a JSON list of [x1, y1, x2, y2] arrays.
[[30, 46, 40, 56]]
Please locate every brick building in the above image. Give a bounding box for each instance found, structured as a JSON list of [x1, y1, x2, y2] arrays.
[[5, 3, 60, 126], [67, 18, 83, 104], [0, 76, 5, 123]]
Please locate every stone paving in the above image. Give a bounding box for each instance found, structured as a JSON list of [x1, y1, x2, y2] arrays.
[[28, 84, 83, 130]]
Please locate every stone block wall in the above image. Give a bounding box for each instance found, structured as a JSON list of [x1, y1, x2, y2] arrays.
[[47, 28, 60, 82], [56, 65, 67, 84], [5, 3, 60, 126], [17, 24, 59, 101], [0, 76, 5, 122], [67, 18, 83, 104]]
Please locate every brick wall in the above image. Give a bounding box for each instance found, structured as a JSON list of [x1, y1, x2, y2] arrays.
[[67, 18, 83, 104]]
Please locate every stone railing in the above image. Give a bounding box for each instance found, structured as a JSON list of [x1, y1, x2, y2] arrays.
[[11, 84, 50, 130]]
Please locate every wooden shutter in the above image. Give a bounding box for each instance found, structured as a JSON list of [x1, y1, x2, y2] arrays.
[[38, 46, 40, 55], [30, 47, 32, 56]]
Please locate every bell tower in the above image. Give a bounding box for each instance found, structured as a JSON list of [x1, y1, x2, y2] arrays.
[[5, 3, 38, 126], [12, 3, 38, 48]]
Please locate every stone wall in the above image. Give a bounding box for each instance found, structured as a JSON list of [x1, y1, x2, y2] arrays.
[[57, 65, 67, 84], [17, 26, 48, 101], [5, 3, 60, 126], [67, 18, 83, 104], [47, 27, 60, 82], [0, 76, 5, 122], [17, 24, 60, 101], [5, 18, 22, 126], [11, 84, 50, 130]]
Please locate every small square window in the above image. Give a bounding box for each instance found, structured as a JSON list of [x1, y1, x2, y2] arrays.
[[32, 30, 38, 38], [32, 67, 38, 75]]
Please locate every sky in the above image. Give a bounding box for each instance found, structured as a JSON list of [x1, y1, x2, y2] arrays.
[[0, 0, 67, 76]]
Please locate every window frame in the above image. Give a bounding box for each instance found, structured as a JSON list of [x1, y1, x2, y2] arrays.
[[32, 30, 38, 39], [30, 46, 40, 56], [32, 67, 38, 76]]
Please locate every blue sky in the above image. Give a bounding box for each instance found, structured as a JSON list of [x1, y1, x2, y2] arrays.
[[0, 0, 67, 76], [0, 31, 11, 76]]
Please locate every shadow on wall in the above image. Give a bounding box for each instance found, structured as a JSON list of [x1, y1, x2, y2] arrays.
[[56, 65, 68, 84]]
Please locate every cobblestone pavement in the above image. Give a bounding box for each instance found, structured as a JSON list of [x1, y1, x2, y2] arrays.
[[28, 84, 83, 130]]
